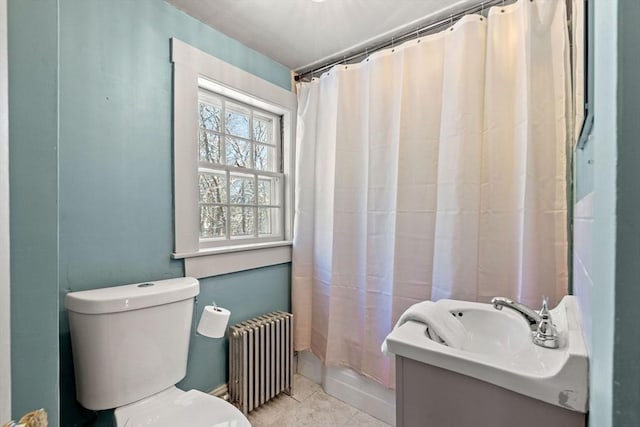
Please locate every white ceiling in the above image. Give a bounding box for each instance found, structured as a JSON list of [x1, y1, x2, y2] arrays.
[[168, 0, 471, 72]]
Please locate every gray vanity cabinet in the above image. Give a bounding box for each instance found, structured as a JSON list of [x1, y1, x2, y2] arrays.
[[395, 356, 586, 427]]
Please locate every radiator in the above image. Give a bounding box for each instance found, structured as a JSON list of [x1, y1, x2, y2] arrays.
[[228, 311, 294, 414]]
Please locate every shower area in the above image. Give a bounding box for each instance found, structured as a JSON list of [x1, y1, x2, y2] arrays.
[[290, 0, 584, 423]]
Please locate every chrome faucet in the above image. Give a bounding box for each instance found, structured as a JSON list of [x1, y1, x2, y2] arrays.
[[490, 297, 541, 331], [490, 296, 559, 349]]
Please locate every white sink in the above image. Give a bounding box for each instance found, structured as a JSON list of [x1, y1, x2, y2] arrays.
[[384, 296, 588, 412]]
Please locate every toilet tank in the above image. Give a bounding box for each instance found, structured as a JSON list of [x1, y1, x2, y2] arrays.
[[64, 277, 199, 410]]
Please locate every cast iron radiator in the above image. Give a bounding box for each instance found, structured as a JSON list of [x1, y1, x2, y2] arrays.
[[228, 311, 294, 414]]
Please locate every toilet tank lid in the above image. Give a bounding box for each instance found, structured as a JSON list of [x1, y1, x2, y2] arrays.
[[64, 277, 200, 314]]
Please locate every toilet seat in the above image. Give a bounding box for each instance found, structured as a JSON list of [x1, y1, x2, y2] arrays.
[[114, 386, 251, 427]]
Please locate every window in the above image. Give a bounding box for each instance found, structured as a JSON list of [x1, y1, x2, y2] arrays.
[[197, 91, 283, 246], [171, 38, 296, 278]]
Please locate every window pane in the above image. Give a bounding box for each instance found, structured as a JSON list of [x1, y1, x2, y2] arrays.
[[253, 115, 273, 144], [230, 174, 255, 204], [258, 207, 280, 236], [199, 130, 221, 163], [254, 143, 276, 171], [225, 103, 250, 138], [226, 137, 251, 168], [231, 206, 255, 237], [200, 205, 226, 238], [199, 102, 221, 131], [199, 172, 227, 203], [257, 176, 279, 205], [195, 89, 284, 247]]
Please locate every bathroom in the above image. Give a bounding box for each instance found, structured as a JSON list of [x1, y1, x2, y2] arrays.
[[1, 0, 638, 426]]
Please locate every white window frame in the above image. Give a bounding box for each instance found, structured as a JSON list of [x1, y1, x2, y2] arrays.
[[197, 89, 284, 247], [171, 38, 296, 278]]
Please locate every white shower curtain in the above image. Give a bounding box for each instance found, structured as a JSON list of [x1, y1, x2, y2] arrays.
[[292, 0, 570, 387]]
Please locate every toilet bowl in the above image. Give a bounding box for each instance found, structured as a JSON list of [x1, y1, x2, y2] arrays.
[[114, 387, 249, 427], [64, 277, 251, 427]]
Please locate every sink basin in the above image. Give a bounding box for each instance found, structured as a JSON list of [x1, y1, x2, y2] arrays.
[[384, 296, 588, 412], [453, 306, 531, 357]]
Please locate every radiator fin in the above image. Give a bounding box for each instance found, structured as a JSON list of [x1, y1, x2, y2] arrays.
[[229, 311, 294, 414]]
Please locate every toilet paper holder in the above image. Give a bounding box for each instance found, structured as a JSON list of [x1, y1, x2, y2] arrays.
[[195, 298, 231, 338]]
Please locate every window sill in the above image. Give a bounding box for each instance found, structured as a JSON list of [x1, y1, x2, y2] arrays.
[[172, 241, 292, 278]]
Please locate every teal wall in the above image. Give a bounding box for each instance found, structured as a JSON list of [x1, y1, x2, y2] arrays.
[[8, 0, 60, 423], [584, 0, 640, 421], [613, 0, 640, 425], [574, 139, 594, 201], [180, 265, 291, 393], [9, 1, 292, 426], [580, 1, 617, 426]]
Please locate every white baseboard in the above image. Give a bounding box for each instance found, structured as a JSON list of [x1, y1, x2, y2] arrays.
[[297, 351, 396, 426], [209, 383, 229, 400]]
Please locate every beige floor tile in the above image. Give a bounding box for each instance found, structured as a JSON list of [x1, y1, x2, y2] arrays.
[[291, 374, 322, 402], [271, 389, 359, 426], [244, 375, 390, 427], [247, 393, 300, 427], [347, 410, 392, 427]]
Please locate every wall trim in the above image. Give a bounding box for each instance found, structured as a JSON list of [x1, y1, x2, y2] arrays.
[[184, 245, 291, 278], [0, 0, 11, 421], [209, 383, 229, 400], [297, 351, 396, 426], [170, 38, 297, 260]]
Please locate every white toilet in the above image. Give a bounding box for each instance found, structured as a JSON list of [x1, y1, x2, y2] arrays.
[[65, 277, 251, 427]]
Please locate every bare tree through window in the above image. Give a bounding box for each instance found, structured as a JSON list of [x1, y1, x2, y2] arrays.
[[197, 91, 282, 244]]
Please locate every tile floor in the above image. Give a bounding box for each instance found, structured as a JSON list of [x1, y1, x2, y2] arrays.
[[247, 374, 392, 427]]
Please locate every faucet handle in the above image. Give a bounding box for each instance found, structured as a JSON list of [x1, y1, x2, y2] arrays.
[[539, 296, 550, 316], [533, 296, 559, 349]]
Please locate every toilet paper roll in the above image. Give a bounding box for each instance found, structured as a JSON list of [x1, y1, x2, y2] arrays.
[[197, 306, 231, 338]]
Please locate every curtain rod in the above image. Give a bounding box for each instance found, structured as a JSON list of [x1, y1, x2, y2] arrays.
[[294, 0, 517, 82]]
